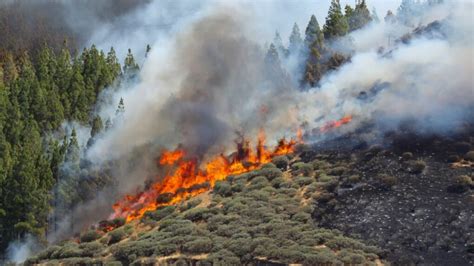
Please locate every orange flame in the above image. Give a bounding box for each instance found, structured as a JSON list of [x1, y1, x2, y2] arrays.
[[159, 149, 185, 165], [110, 131, 301, 223], [320, 115, 353, 132]]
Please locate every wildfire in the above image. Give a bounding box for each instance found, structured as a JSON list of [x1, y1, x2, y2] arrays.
[[320, 115, 353, 132], [110, 130, 301, 223]]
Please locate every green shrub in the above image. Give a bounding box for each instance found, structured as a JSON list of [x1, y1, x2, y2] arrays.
[[272, 155, 289, 170], [183, 207, 210, 222], [183, 237, 213, 253], [225, 237, 253, 257], [347, 175, 360, 184], [294, 176, 314, 187], [79, 241, 104, 257], [406, 160, 426, 174], [111, 240, 156, 263], [261, 162, 276, 169], [270, 177, 285, 188], [155, 192, 174, 204], [291, 162, 313, 176], [104, 261, 123, 266], [109, 228, 127, 245], [80, 230, 102, 243], [207, 249, 241, 265], [311, 159, 331, 170], [231, 179, 245, 193], [327, 166, 347, 176], [377, 174, 397, 189], [337, 249, 366, 264], [248, 176, 270, 190], [447, 175, 472, 193], [256, 167, 283, 181], [144, 205, 176, 221], [318, 173, 335, 183], [214, 181, 232, 197], [55, 242, 82, 258], [179, 198, 202, 212], [292, 212, 311, 223]]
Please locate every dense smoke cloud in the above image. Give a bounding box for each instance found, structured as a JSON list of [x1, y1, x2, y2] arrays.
[[302, 1, 473, 137]]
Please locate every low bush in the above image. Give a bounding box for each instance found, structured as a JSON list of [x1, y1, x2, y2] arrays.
[[207, 249, 241, 265], [377, 174, 397, 189], [80, 230, 102, 243], [256, 167, 283, 181], [183, 237, 213, 253], [406, 160, 426, 174], [213, 181, 232, 197], [183, 207, 210, 222], [261, 162, 276, 169], [272, 155, 289, 170], [144, 205, 176, 221], [109, 228, 127, 245], [327, 166, 347, 176], [447, 175, 472, 193], [294, 176, 314, 187], [179, 198, 202, 212], [291, 162, 313, 176], [79, 241, 104, 257], [312, 159, 331, 170]]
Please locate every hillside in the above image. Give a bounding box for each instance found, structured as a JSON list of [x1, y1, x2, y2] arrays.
[[25, 125, 474, 265]]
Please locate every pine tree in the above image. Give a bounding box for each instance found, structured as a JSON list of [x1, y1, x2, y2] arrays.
[[55, 43, 72, 118], [323, 0, 349, 40], [123, 48, 139, 77], [398, 0, 421, 26], [106, 47, 122, 81], [288, 23, 303, 53], [304, 15, 324, 48], [87, 115, 103, 148], [145, 44, 151, 58], [69, 57, 89, 122], [303, 15, 325, 87], [372, 7, 380, 23], [273, 31, 287, 57], [347, 0, 372, 32]]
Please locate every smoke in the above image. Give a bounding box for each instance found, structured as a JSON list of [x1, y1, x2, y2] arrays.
[[5, 235, 38, 264], [44, 0, 473, 249], [301, 1, 473, 136]]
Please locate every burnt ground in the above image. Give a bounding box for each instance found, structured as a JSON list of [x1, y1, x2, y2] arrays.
[[307, 131, 474, 265]]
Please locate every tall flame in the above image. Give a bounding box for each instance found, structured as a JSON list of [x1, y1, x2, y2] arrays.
[[109, 131, 300, 223]]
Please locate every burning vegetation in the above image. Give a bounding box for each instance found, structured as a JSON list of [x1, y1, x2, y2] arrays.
[[109, 130, 302, 224]]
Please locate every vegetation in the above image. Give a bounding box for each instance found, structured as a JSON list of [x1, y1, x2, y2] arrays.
[[0, 41, 138, 252], [26, 160, 381, 265]]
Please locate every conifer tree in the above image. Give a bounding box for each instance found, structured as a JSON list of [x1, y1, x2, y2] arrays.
[[323, 0, 349, 40], [288, 23, 303, 55], [372, 7, 380, 23], [273, 31, 287, 57], [304, 15, 324, 48], [123, 48, 139, 77], [347, 0, 372, 32]]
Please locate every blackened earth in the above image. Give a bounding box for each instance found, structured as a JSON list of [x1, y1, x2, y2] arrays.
[[307, 131, 474, 265]]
